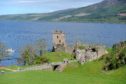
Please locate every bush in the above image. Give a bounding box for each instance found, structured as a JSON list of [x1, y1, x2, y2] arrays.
[[103, 41, 126, 71], [34, 56, 49, 64]]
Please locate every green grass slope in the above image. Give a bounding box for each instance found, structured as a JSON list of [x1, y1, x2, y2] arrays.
[[0, 60, 126, 84], [0, 0, 126, 23], [43, 52, 72, 62]]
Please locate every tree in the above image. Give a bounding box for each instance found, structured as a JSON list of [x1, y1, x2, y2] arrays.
[[18, 39, 48, 65], [19, 45, 36, 65], [0, 42, 7, 61], [35, 39, 47, 56]]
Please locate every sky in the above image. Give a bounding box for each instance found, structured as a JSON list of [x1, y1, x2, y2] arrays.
[[0, 0, 103, 15]]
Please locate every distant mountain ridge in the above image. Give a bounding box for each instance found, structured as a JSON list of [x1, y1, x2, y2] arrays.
[[0, 0, 126, 23]]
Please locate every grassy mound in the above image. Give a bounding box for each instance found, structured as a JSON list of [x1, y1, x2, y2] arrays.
[[43, 52, 72, 62], [0, 60, 126, 84]]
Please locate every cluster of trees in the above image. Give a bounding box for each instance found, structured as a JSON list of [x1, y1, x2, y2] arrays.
[[18, 39, 49, 65], [0, 42, 8, 62], [103, 41, 126, 71]]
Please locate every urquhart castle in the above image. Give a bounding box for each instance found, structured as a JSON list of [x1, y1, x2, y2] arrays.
[[52, 30, 108, 64]]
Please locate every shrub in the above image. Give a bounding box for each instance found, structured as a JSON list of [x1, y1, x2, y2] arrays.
[[34, 56, 49, 64], [103, 41, 126, 71]]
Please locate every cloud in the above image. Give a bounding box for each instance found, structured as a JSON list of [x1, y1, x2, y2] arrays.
[[17, 0, 37, 4]]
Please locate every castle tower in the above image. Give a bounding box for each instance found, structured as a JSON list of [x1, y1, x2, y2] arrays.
[[52, 30, 66, 52]]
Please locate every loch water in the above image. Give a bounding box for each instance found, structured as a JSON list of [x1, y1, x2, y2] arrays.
[[0, 20, 126, 66]]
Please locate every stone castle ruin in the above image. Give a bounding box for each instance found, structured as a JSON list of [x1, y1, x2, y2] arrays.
[[52, 30, 107, 64], [52, 30, 67, 52], [74, 44, 108, 64]]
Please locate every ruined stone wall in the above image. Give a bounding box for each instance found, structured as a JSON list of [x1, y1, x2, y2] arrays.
[[75, 45, 107, 64]]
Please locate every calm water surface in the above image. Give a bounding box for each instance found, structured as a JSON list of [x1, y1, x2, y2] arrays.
[[0, 20, 126, 66]]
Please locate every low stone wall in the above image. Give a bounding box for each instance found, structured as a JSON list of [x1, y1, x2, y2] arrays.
[[18, 60, 72, 72], [16, 64, 53, 72]]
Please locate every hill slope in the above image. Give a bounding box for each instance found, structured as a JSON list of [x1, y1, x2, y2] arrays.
[[0, 60, 126, 84], [0, 0, 126, 23]]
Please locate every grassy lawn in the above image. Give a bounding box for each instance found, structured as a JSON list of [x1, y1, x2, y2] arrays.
[[43, 52, 72, 62], [0, 60, 126, 84]]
